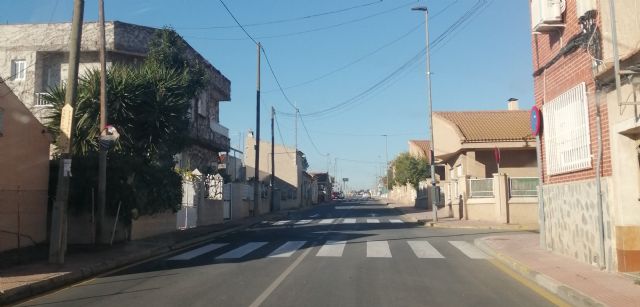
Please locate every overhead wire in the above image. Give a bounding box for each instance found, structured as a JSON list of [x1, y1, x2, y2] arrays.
[[187, 0, 418, 41], [277, 0, 489, 119], [274, 112, 295, 159], [180, 0, 384, 30]]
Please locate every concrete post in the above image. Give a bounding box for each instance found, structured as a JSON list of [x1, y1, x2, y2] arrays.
[[493, 173, 509, 224]]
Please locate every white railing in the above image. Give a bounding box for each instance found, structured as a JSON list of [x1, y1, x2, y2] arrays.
[[509, 177, 539, 197], [468, 178, 493, 198], [34, 93, 52, 106]]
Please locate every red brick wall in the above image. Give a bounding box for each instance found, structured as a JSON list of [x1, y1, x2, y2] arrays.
[[531, 0, 612, 184]]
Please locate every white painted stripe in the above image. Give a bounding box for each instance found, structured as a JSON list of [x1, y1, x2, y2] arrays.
[[366, 219, 380, 223], [216, 242, 268, 259], [167, 243, 227, 261], [335, 206, 353, 210], [407, 241, 444, 258], [268, 241, 307, 258], [336, 205, 391, 210], [366, 241, 392, 258], [316, 241, 346, 257], [272, 220, 291, 226], [342, 218, 356, 224], [295, 219, 312, 225], [389, 219, 404, 223], [449, 241, 491, 259], [319, 219, 334, 224]]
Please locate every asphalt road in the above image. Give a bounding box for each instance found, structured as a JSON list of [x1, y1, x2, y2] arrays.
[[18, 200, 558, 307]]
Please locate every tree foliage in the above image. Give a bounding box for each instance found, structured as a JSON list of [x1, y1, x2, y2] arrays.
[[391, 152, 430, 189], [45, 28, 205, 219]]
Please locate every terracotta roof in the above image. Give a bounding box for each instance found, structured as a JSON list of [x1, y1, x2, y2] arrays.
[[408, 140, 431, 155], [435, 110, 533, 142]]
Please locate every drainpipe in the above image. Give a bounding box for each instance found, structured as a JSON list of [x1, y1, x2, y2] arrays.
[[595, 84, 607, 270]]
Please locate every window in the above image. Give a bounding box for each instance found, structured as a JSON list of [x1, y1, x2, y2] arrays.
[[11, 59, 27, 80], [543, 82, 591, 175]]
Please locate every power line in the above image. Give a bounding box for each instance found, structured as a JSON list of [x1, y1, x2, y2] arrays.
[[180, 1, 383, 30], [278, 0, 489, 119], [260, 46, 296, 109], [298, 113, 325, 156], [187, 0, 417, 41], [217, 0, 258, 45], [274, 112, 295, 159], [261, 0, 461, 93]]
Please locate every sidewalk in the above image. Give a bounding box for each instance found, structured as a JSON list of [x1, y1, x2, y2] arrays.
[[475, 233, 640, 307], [388, 202, 538, 230], [0, 210, 291, 305]]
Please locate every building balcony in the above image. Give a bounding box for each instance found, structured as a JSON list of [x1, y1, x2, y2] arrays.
[[189, 121, 230, 152]]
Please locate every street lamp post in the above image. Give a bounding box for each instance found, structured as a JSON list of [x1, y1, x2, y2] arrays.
[[412, 6, 437, 222]]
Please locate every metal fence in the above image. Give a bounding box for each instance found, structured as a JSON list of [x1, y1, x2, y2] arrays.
[[468, 178, 493, 198], [509, 177, 539, 197]]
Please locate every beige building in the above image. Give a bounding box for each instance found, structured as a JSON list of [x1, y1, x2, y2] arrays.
[[0, 78, 51, 252], [432, 101, 538, 225], [408, 140, 431, 161], [0, 21, 231, 171], [244, 133, 311, 210]]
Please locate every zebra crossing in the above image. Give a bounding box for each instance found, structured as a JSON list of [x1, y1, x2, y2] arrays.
[[264, 218, 406, 226], [166, 240, 490, 261]]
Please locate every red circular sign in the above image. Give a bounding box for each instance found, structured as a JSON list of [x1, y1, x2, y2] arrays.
[[530, 106, 541, 136]]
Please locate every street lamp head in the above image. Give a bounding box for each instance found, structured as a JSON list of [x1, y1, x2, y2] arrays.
[[411, 6, 428, 12]]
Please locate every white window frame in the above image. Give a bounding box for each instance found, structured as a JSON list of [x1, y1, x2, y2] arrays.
[[543, 82, 592, 175], [11, 59, 27, 80]]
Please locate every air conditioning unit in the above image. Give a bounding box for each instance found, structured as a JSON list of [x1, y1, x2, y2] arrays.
[[576, 0, 596, 18], [531, 0, 564, 32]]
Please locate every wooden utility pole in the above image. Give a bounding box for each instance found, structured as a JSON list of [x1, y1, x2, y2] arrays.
[[253, 42, 261, 216], [49, 0, 84, 264], [96, 0, 108, 244], [270, 106, 275, 212]]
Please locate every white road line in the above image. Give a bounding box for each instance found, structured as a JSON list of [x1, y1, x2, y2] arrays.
[[366, 219, 380, 223], [167, 243, 227, 261], [342, 218, 356, 224], [295, 219, 312, 225], [407, 241, 444, 258], [319, 219, 334, 224], [366, 241, 392, 258], [449, 241, 491, 259], [316, 241, 347, 257], [335, 206, 353, 210], [268, 241, 307, 258], [216, 242, 268, 259], [389, 219, 404, 223], [272, 220, 291, 226]]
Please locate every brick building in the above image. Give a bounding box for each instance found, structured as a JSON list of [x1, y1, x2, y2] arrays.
[[530, 0, 640, 271]]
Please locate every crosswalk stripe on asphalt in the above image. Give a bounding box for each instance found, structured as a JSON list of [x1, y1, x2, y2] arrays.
[[167, 243, 227, 261], [216, 242, 268, 259], [268, 241, 307, 258], [407, 241, 444, 258], [389, 219, 404, 223], [449, 241, 491, 259], [316, 240, 347, 257], [272, 220, 291, 226], [295, 219, 312, 225], [366, 241, 392, 258], [342, 218, 356, 224], [318, 219, 334, 224], [366, 219, 380, 223]]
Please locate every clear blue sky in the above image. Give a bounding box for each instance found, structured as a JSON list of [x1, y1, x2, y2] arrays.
[[4, 0, 534, 190]]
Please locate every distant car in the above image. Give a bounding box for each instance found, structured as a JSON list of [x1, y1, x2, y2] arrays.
[[362, 192, 371, 200]]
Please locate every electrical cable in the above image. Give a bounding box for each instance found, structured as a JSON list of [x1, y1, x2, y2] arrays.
[[261, 46, 297, 109], [277, 0, 488, 119], [188, 0, 417, 41], [298, 113, 326, 156], [274, 113, 295, 159], [180, 1, 384, 30], [217, 0, 258, 45]]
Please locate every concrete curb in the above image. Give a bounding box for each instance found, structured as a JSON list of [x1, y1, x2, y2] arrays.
[[474, 237, 606, 307], [0, 210, 294, 306], [429, 223, 538, 231]]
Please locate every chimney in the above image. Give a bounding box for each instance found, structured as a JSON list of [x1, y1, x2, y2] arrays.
[[507, 98, 519, 111]]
